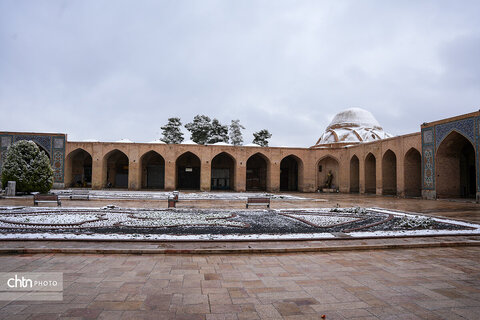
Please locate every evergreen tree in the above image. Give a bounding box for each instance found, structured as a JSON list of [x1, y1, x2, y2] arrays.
[[185, 115, 212, 145], [252, 129, 272, 147], [1, 140, 53, 193], [160, 117, 184, 144], [208, 119, 229, 144], [229, 119, 245, 146]]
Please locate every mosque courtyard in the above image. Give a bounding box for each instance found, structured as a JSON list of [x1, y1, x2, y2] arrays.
[[0, 191, 479, 319]]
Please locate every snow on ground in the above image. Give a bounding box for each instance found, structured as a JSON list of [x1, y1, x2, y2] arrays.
[[284, 214, 359, 227], [52, 190, 311, 200], [0, 207, 479, 241], [0, 213, 102, 226]]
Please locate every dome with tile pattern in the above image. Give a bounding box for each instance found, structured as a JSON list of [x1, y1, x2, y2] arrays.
[[313, 107, 393, 147]]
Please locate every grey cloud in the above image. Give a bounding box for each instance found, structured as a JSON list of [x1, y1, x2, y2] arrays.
[[1, 0, 479, 146]]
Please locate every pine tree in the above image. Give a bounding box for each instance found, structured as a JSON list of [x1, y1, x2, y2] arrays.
[[208, 119, 229, 144], [252, 129, 272, 147], [160, 117, 184, 144], [185, 115, 212, 145], [229, 119, 245, 146], [1, 140, 53, 193]]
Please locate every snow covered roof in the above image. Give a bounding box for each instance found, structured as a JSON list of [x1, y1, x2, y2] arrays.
[[313, 107, 393, 147], [181, 139, 198, 145], [148, 140, 166, 144], [210, 142, 232, 146], [329, 107, 381, 129], [80, 139, 99, 142], [244, 143, 261, 147], [115, 139, 134, 143]]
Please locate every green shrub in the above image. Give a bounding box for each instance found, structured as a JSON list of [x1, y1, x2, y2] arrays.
[[1, 140, 53, 193]]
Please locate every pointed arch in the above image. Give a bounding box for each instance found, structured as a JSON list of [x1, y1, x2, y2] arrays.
[[316, 155, 339, 191], [140, 150, 165, 189], [34, 142, 50, 160], [176, 151, 201, 190], [350, 155, 360, 193], [280, 155, 303, 191], [211, 152, 236, 190], [103, 149, 129, 188], [436, 131, 476, 198], [246, 153, 270, 191], [382, 149, 397, 195], [65, 148, 92, 188], [404, 148, 421, 197], [365, 153, 376, 194]]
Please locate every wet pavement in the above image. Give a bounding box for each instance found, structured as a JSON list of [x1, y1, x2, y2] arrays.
[[2, 192, 479, 222], [1, 247, 480, 319], [1, 192, 479, 319]]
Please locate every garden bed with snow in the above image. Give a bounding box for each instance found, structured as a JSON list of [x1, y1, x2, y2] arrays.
[[0, 206, 479, 241]]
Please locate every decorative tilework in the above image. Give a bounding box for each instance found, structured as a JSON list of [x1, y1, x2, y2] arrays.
[[435, 117, 475, 149], [1, 136, 12, 148], [53, 150, 64, 182], [1, 133, 66, 184], [422, 146, 434, 189], [54, 138, 64, 149], [423, 130, 433, 144], [14, 135, 52, 157]]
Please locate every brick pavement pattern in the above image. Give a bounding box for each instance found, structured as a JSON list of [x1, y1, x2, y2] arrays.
[[1, 247, 479, 319]]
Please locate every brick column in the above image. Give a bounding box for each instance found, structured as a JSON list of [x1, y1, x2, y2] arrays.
[[200, 160, 211, 191], [235, 160, 246, 192], [164, 159, 176, 190], [268, 161, 280, 192], [359, 156, 365, 194]]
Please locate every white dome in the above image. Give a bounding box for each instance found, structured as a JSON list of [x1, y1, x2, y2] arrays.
[[328, 108, 381, 129], [314, 108, 393, 146]]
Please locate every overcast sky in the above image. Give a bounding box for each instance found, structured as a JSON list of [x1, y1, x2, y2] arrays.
[[1, 0, 479, 147]]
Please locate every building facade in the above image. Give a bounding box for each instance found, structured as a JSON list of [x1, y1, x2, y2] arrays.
[[1, 110, 479, 202]]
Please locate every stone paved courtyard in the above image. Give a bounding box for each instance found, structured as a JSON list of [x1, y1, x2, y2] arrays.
[[0, 193, 479, 319], [0, 247, 479, 319]]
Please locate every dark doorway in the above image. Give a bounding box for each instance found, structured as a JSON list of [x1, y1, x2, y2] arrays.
[[404, 148, 421, 197], [365, 153, 376, 194], [67, 149, 92, 187], [176, 152, 201, 190], [382, 150, 397, 195], [211, 152, 235, 190], [105, 150, 129, 188], [437, 132, 476, 198], [280, 155, 299, 191], [350, 155, 359, 193], [246, 153, 268, 191], [141, 151, 165, 189]]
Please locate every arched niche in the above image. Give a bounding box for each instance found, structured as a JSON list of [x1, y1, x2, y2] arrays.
[[436, 131, 476, 199], [140, 151, 165, 189], [103, 149, 129, 188], [350, 155, 359, 193], [365, 153, 376, 194], [404, 148, 421, 197], [66, 148, 92, 187], [246, 153, 269, 191], [176, 152, 201, 190], [382, 150, 397, 195]]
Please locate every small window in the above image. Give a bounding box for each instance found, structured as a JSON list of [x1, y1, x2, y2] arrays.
[[318, 165, 322, 172]]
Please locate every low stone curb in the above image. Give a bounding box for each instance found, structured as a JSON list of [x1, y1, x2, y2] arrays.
[[0, 240, 479, 255]]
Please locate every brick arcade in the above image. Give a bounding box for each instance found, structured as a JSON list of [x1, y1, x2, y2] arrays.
[[1, 110, 479, 202]]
